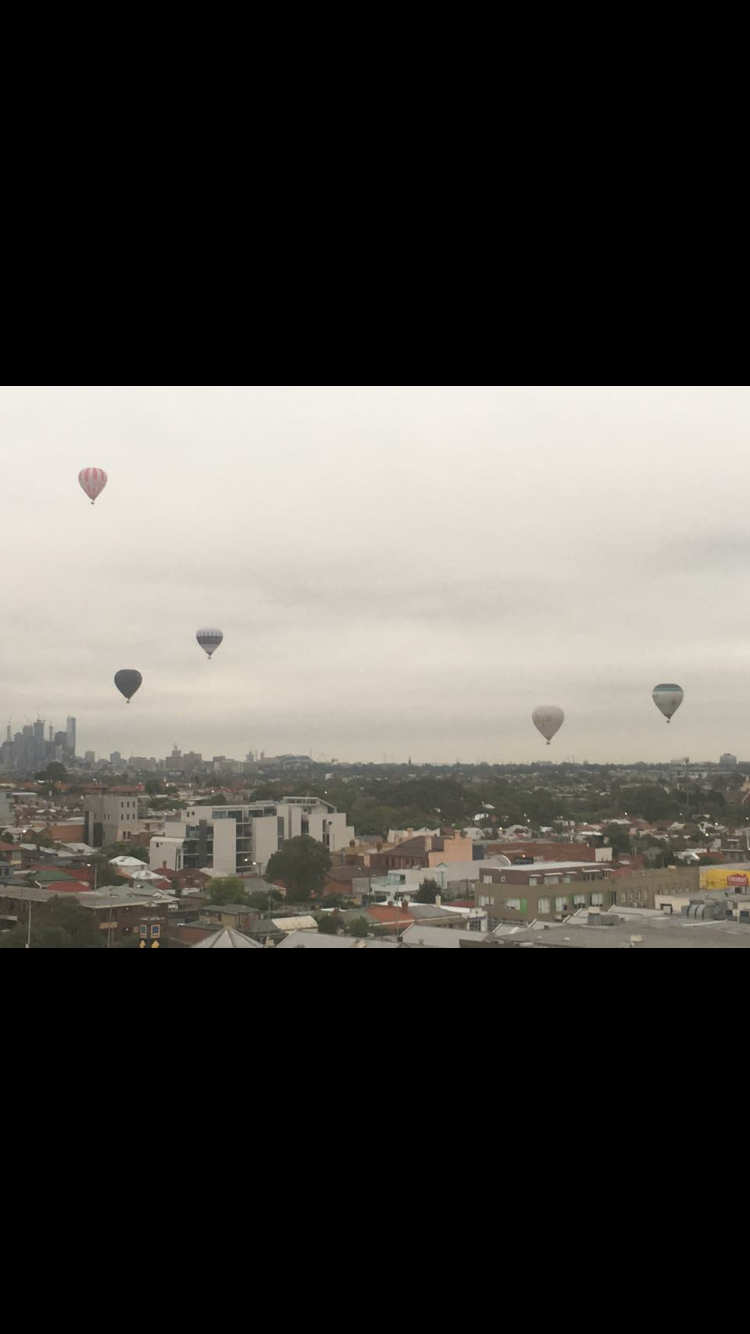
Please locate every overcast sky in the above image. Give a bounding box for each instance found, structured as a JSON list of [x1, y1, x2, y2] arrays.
[[2, 385, 749, 765]]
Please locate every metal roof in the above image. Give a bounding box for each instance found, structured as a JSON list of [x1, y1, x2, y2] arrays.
[[271, 916, 319, 932], [192, 929, 262, 949], [276, 931, 400, 949], [401, 925, 489, 948]]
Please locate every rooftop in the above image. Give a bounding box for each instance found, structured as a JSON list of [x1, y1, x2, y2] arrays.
[[401, 925, 490, 949], [473, 918, 750, 949], [192, 929, 262, 949], [276, 931, 400, 949], [201, 904, 256, 917]]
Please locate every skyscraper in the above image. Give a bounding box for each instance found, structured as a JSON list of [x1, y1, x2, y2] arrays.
[[66, 717, 76, 756]]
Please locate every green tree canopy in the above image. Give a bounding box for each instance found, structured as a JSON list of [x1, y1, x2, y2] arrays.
[[346, 916, 371, 938], [91, 856, 128, 888], [316, 911, 342, 935], [204, 877, 254, 906], [604, 824, 631, 856], [35, 762, 68, 783], [0, 896, 104, 949], [246, 889, 284, 911], [416, 878, 441, 904], [266, 837, 332, 902]]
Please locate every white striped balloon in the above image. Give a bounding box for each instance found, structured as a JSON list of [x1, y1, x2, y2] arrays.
[[79, 467, 108, 505]]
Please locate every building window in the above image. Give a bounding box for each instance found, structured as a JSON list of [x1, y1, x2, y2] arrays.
[[573, 895, 586, 907], [537, 898, 551, 915], [479, 895, 492, 908], [529, 877, 539, 886], [555, 897, 569, 913], [591, 894, 604, 907]]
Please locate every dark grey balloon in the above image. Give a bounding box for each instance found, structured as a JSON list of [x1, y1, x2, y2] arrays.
[[115, 670, 143, 704]]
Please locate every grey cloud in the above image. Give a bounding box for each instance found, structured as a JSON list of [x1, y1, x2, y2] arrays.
[[3, 385, 750, 763]]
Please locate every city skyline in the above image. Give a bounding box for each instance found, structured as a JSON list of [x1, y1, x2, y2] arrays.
[[3, 385, 750, 762]]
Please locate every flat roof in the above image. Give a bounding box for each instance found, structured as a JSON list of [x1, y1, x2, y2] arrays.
[[477, 919, 750, 949], [481, 861, 607, 874]]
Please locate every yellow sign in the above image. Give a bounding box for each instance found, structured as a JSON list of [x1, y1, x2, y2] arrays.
[[152, 941, 160, 949], [140, 940, 146, 949]]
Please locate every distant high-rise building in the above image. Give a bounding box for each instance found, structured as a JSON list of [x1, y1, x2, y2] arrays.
[[720, 753, 738, 767], [85, 750, 96, 765], [66, 718, 77, 756], [110, 752, 123, 766]]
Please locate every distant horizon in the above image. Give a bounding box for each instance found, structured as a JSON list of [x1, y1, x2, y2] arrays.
[[2, 747, 748, 773]]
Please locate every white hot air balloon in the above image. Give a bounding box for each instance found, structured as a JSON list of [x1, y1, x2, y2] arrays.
[[197, 629, 224, 661], [533, 706, 565, 746], [653, 684, 684, 723]]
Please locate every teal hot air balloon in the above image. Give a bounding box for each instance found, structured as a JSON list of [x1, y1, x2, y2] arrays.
[[115, 670, 143, 704], [653, 684, 684, 724]]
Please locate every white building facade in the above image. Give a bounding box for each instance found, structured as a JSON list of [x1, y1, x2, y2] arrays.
[[150, 797, 354, 877]]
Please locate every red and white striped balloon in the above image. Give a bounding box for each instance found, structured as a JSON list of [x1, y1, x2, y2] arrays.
[[79, 467, 108, 505]]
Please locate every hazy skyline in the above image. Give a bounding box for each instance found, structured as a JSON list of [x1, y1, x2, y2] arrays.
[[2, 385, 749, 765]]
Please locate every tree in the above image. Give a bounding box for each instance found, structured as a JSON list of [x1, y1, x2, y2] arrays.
[[416, 878, 440, 904], [316, 912, 342, 935], [266, 837, 332, 902], [145, 779, 164, 796], [246, 889, 284, 911], [44, 896, 104, 947], [0, 896, 104, 948], [23, 831, 56, 850], [604, 824, 631, 856], [35, 762, 67, 783], [91, 856, 127, 888], [204, 877, 253, 906], [346, 916, 371, 938]]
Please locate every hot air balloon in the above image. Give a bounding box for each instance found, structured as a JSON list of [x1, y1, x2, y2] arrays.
[[79, 468, 108, 505], [115, 670, 143, 704], [653, 684, 684, 723], [197, 629, 224, 661], [533, 705, 565, 745]]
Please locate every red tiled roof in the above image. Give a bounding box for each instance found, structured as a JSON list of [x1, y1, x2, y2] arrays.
[[0, 842, 17, 852], [367, 906, 415, 927]]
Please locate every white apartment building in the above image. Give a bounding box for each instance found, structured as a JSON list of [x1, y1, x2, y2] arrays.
[[150, 796, 354, 876]]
